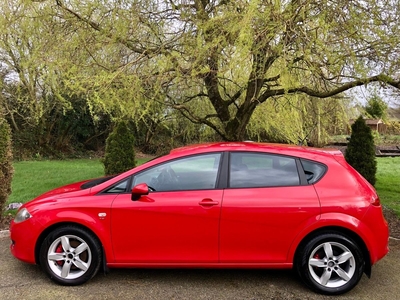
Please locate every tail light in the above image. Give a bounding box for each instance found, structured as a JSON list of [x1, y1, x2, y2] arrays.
[[371, 195, 381, 206]]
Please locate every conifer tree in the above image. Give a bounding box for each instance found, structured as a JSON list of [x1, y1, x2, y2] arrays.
[[103, 122, 135, 176], [345, 116, 377, 185]]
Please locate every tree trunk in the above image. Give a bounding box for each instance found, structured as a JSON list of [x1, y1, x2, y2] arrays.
[[224, 102, 258, 141]]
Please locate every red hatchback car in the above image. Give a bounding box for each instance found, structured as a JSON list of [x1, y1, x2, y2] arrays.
[[10, 142, 389, 295]]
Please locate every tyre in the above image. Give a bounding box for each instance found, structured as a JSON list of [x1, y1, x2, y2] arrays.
[[39, 225, 102, 285], [296, 232, 365, 295]]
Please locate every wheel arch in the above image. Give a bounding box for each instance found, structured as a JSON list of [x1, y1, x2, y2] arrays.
[[293, 226, 371, 277], [34, 222, 107, 270]]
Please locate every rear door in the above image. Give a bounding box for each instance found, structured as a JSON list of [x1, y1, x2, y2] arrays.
[[219, 152, 321, 263]]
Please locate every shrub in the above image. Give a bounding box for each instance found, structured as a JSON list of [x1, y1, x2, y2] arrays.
[[103, 121, 135, 176], [345, 116, 377, 185], [0, 118, 14, 219], [365, 94, 388, 120]]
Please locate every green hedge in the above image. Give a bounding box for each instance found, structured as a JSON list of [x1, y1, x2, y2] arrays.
[[0, 118, 14, 218]]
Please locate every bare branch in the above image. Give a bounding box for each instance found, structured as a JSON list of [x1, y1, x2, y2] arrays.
[[259, 74, 387, 102], [171, 103, 227, 139]]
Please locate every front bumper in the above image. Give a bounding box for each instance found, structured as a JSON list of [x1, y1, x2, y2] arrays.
[[10, 218, 43, 264]]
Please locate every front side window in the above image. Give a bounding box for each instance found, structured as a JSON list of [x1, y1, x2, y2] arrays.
[[132, 153, 222, 191], [229, 152, 300, 188]]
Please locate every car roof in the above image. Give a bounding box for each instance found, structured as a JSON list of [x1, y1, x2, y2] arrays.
[[89, 142, 343, 194], [168, 142, 343, 160]]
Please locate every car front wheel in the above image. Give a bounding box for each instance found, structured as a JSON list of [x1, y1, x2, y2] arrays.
[[39, 225, 102, 285], [296, 232, 365, 295]]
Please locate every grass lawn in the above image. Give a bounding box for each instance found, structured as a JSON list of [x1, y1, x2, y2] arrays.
[[375, 157, 400, 217], [4, 157, 400, 219], [6, 158, 149, 206]]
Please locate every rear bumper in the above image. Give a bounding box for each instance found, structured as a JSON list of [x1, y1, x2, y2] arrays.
[[363, 205, 389, 265]]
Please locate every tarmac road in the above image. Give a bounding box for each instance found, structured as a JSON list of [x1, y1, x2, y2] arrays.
[[0, 235, 399, 300]]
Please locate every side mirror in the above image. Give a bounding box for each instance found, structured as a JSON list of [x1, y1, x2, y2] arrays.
[[131, 183, 149, 201]]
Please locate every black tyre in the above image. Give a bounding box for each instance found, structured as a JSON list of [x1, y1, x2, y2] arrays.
[[296, 232, 365, 295], [39, 225, 102, 285]]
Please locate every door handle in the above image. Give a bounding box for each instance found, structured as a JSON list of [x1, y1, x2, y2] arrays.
[[199, 199, 219, 207]]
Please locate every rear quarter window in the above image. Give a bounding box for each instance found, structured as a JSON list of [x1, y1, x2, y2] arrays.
[[300, 159, 327, 184]]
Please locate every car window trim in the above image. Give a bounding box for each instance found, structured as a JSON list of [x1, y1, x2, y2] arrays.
[[296, 159, 309, 185], [216, 151, 229, 189]]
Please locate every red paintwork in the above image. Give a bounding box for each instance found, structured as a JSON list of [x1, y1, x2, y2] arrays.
[[10, 142, 389, 273], [110, 190, 222, 263], [32, 179, 91, 201], [220, 185, 320, 263]]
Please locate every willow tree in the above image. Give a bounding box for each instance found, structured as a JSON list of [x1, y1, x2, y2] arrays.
[[0, 0, 83, 152], [0, 0, 116, 153], [16, 0, 400, 141], [247, 95, 351, 146], [50, 0, 400, 141], [0, 0, 67, 131]]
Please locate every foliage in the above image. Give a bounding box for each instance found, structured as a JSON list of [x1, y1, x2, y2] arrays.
[[0, 0, 398, 144], [247, 96, 350, 146], [0, 1, 113, 158], [345, 116, 377, 185], [382, 121, 400, 136], [8, 94, 112, 159], [365, 94, 388, 120], [0, 0, 400, 150], [103, 122, 135, 176], [0, 117, 13, 219]]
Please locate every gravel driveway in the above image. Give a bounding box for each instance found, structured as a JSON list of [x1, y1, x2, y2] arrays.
[[1, 235, 399, 300]]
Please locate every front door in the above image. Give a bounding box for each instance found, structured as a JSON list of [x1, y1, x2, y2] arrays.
[[110, 153, 223, 263]]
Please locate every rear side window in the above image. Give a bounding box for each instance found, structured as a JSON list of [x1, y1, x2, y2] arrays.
[[300, 159, 327, 184], [229, 152, 300, 188]]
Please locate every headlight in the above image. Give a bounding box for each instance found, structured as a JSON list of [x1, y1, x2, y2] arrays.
[[14, 208, 32, 223]]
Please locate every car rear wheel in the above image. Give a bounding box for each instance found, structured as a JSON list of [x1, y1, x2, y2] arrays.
[[39, 225, 102, 285], [296, 232, 365, 295]]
